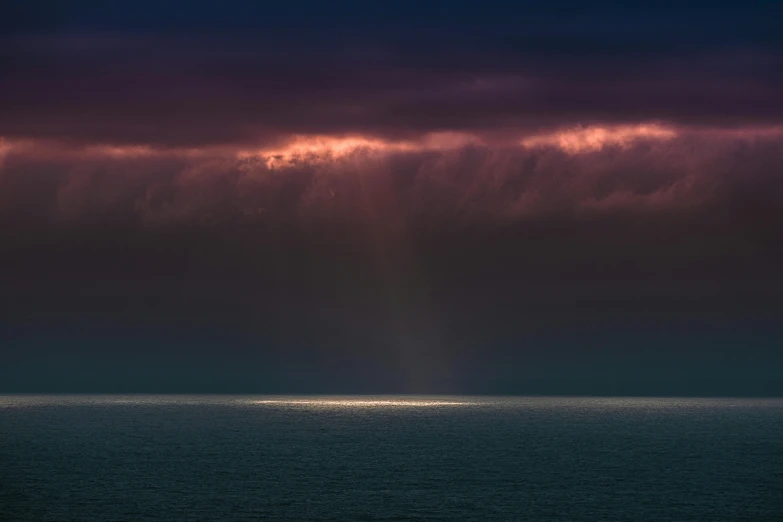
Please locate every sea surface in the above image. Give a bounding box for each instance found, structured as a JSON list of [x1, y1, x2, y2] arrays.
[[1, 395, 782, 521]]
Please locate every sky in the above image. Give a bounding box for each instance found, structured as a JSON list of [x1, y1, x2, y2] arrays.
[[1, 1, 782, 395]]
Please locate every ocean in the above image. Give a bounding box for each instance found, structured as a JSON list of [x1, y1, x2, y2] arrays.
[[1, 395, 782, 521]]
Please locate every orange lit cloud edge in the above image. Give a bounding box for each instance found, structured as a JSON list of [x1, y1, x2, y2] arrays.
[[2, 124, 783, 166]]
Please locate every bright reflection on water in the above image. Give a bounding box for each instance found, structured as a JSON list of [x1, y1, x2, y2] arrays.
[[252, 397, 468, 408]]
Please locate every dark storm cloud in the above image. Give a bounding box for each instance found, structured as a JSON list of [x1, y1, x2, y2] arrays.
[[1, 2, 782, 146], [2, 2, 783, 394], [1, 130, 782, 294], [2, 132, 783, 394]]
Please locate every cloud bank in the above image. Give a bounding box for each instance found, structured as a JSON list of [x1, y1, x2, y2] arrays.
[[1, 124, 781, 229]]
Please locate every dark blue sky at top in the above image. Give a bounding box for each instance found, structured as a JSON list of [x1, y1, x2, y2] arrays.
[[4, 1, 781, 53], [2, 1, 778, 31]]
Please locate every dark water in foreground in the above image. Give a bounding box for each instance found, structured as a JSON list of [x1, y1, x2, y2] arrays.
[[1, 396, 782, 521]]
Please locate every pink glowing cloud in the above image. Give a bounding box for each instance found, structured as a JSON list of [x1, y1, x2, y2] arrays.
[[2, 122, 782, 231], [520, 124, 678, 153]]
